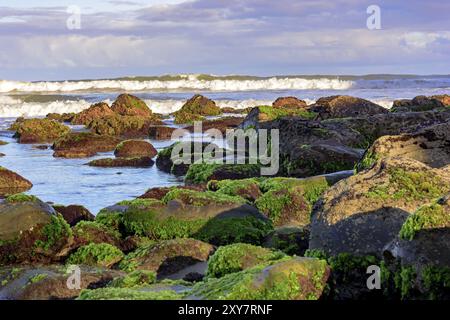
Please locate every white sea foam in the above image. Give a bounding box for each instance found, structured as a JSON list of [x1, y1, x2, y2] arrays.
[[0, 77, 354, 93]]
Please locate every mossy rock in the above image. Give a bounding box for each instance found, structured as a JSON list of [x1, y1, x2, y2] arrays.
[[67, 243, 124, 268], [162, 189, 246, 207], [53, 204, 94, 227], [0, 169, 33, 197], [0, 198, 73, 265], [189, 257, 330, 300], [108, 270, 157, 288], [72, 221, 122, 249], [111, 94, 152, 117], [86, 157, 154, 168], [119, 238, 214, 277], [185, 163, 262, 184], [71, 102, 115, 125], [173, 95, 221, 124], [262, 226, 310, 256], [255, 176, 330, 226], [88, 114, 162, 138], [114, 140, 157, 158], [310, 157, 450, 258], [207, 178, 262, 202], [53, 132, 122, 158], [206, 243, 286, 278], [11, 118, 70, 143], [391, 96, 447, 113], [77, 285, 185, 300]]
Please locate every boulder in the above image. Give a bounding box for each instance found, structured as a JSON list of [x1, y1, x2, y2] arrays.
[[52, 132, 121, 158], [66, 243, 124, 268], [111, 94, 152, 117], [273, 97, 308, 109], [71, 221, 122, 249], [184, 117, 243, 134], [86, 157, 154, 168], [206, 243, 286, 278], [207, 178, 262, 202], [0, 265, 124, 300], [46, 112, 75, 123], [358, 120, 450, 170], [71, 102, 115, 125], [263, 226, 310, 256], [11, 118, 70, 143], [309, 95, 388, 120], [119, 238, 214, 279], [138, 185, 206, 200], [88, 114, 162, 138], [114, 140, 157, 158], [173, 95, 221, 124], [148, 126, 176, 140], [53, 204, 94, 226], [185, 163, 262, 184], [391, 95, 447, 113], [239, 105, 316, 129], [431, 94, 450, 106], [309, 157, 450, 257], [189, 257, 330, 300], [0, 167, 33, 196], [0, 195, 73, 264]]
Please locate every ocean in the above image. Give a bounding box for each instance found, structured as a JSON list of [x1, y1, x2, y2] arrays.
[[0, 74, 449, 212]]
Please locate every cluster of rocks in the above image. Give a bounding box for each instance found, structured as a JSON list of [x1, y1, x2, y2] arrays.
[[1, 92, 449, 300]]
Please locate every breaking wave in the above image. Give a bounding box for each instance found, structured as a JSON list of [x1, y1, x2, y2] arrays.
[[0, 76, 354, 93]]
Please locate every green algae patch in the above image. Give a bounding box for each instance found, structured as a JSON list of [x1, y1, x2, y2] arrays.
[[194, 216, 273, 246], [77, 287, 183, 300], [34, 214, 72, 253], [109, 270, 157, 288], [399, 200, 449, 241], [185, 163, 261, 184], [206, 243, 286, 278], [5, 193, 39, 203], [255, 177, 330, 226], [67, 243, 124, 268], [191, 257, 329, 300], [162, 189, 246, 207], [367, 168, 448, 202], [257, 105, 316, 121], [73, 221, 122, 244], [207, 178, 262, 201]]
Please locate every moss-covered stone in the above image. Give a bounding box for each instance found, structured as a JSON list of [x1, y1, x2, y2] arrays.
[[11, 118, 70, 143], [255, 177, 330, 226], [108, 270, 156, 288], [53, 132, 121, 158], [185, 163, 262, 184], [206, 243, 286, 278], [88, 115, 161, 137], [0, 167, 33, 196], [111, 93, 153, 117], [162, 189, 246, 207], [207, 178, 262, 202], [190, 257, 329, 300], [67, 243, 124, 268], [72, 221, 122, 248], [5, 193, 39, 203], [173, 95, 221, 124], [77, 286, 183, 300], [119, 238, 214, 275], [262, 227, 309, 256]]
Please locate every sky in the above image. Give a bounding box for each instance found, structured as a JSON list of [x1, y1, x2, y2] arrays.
[[1, 0, 450, 80]]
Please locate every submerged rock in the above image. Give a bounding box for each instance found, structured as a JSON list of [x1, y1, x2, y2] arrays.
[[52, 132, 121, 158], [0, 167, 33, 196], [86, 157, 155, 168]]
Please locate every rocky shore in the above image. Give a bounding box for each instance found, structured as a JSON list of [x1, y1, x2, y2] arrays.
[[0, 93, 449, 300]]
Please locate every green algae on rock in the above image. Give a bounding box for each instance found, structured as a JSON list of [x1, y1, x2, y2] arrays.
[[67, 243, 124, 268], [11, 118, 70, 143]]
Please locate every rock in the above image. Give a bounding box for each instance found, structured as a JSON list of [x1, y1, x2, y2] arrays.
[[96, 193, 272, 246], [383, 195, 450, 299], [88, 114, 162, 138], [0, 153, 4, 157], [263, 226, 310, 256], [185, 163, 262, 183], [273, 97, 308, 109], [254, 177, 331, 227], [309, 95, 388, 120], [114, 140, 157, 158], [52, 132, 121, 158], [0, 140, 9, 146], [309, 157, 450, 257], [53, 204, 94, 226], [206, 243, 286, 278], [148, 126, 176, 140], [111, 94, 152, 117], [173, 95, 222, 124], [432, 94, 450, 106], [0, 195, 73, 264], [184, 117, 243, 134], [138, 185, 206, 200], [189, 257, 330, 300], [11, 118, 70, 143], [0, 167, 33, 196], [71, 102, 115, 125], [71, 221, 123, 250], [119, 238, 214, 279], [33, 145, 49, 150], [207, 178, 262, 202], [221, 107, 250, 114], [0, 265, 124, 300], [391, 95, 447, 113], [66, 243, 124, 268], [86, 157, 155, 168], [46, 112, 75, 123], [358, 120, 450, 170], [240, 105, 316, 129]]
